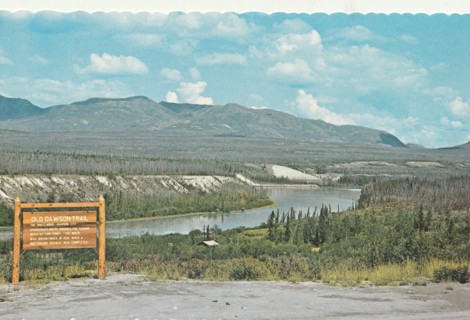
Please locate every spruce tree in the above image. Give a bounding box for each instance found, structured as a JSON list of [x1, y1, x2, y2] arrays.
[[284, 215, 291, 242], [267, 210, 276, 241]]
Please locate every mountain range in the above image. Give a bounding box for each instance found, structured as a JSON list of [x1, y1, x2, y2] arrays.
[[0, 95, 45, 119], [0, 95, 411, 148]]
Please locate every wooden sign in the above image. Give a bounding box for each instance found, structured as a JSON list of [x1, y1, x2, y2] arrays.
[[22, 211, 97, 250], [12, 196, 106, 284]]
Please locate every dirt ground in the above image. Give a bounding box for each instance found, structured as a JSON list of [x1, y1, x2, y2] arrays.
[[1, 274, 470, 320]]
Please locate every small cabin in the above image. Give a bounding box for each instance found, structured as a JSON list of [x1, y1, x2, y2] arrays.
[[197, 240, 219, 247]]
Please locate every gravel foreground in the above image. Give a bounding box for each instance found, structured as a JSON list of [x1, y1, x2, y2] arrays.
[[1, 274, 470, 320]]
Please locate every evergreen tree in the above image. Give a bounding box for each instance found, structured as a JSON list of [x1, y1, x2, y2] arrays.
[[414, 205, 425, 232], [267, 210, 276, 241], [318, 205, 330, 244], [290, 207, 296, 221], [284, 215, 291, 242], [424, 210, 432, 232]]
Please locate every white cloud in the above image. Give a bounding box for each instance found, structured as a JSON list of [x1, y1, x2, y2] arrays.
[[256, 27, 431, 109], [288, 89, 457, 147], [175, 81, 213, 105], [275, 30, 322, 56], [196, 53, 246, 65], [400, 34, 419, 45], [440, 116, 463, 128], [120, 33, 165, 46], [77, 53, 148, 75], [259, 30, 327, 86], [328, 45, 428, 92], [29, 54, 49, 65], [251, 30, 324, 63], [189, 67, 201, 80], [346, 112, 427, 143], [170, 12, 202, 31], [142, 12, 167, 27], [0, 48, 12, 65], [1, 77, 131, 107], [267, 60, 314, 84], [327, 109, 464, 148], [273, 19, 312, 33], [334, 26, 385, 42], [404, 116, 419, 126], [0, 55, 12, 65], [214, 13, 252, 38], [449, 97, 470, 117], [166, 12, 255, 41], [424, 86, 454, 100], [250, 94, 263, 103], [295, 90, 349, 125], [165, 91, 178, 103], [170, 39, 198, 56], [160, 68, 182, 81], [248, 45, 263, 59], [430, 62, 448, 72]]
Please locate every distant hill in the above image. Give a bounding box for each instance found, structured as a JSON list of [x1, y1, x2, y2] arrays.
[[406, 143, 427, 149], [443, 141, 470, 150], [0, 96, 407, 148], [0, 95, 45, 119]]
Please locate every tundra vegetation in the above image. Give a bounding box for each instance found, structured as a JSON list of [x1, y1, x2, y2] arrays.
[[1, 132, 468, 225], [1, 174, 469, 285], [0, 130, 469, 285], [0, 132, 469, 180]]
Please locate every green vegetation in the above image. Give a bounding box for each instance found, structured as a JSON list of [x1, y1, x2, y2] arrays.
[[0, 201, 12, 226], [0, 131, 468, 180], [358, 175, 470, 212], [0, 138, 469, 286], [105, 183, 272, 221], [2, 200, 470, 285], [433, 265, 470, 284], [0, 183, 271, 226]]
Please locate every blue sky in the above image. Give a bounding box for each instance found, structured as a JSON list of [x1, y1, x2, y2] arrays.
[[0, 11, 469, 148]]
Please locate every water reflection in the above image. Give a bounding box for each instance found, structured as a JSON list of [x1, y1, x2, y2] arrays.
[[107, 187, 360, 238]]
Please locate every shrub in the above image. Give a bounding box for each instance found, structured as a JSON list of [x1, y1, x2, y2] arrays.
[[433, 266, 470, 284], [229, 258, 267, 280], [0, 253, 11, 283], [185, 259, 205, 279]]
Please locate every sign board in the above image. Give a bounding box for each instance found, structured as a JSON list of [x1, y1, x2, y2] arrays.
[[12, 196, 106, 284], [22, 211, 97, 250]]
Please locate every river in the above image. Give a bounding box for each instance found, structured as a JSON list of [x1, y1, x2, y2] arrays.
[[0, 187, 360, 240], [107, 187, 360, 238]]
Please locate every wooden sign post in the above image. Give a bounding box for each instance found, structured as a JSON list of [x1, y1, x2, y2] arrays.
[[12, 196, 106, 284]]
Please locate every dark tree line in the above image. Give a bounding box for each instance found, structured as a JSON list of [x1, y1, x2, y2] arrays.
[[358, 175, 470, 212], [266, 205, 332, 246], [266, 205, 470, 268]]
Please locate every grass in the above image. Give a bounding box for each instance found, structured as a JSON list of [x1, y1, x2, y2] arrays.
[[321, 259, 470, 286], [1, 249, 469, 286], [2, 202, 470, 286], [241, 228, 268, 238]]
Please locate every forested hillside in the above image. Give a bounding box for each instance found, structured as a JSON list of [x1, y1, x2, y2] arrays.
[[358, 175, 470, 212], [0, 132, 469, 182]]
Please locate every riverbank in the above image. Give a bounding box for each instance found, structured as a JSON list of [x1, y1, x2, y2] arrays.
[[1, 201, 470, 289], [0, 187, 360, 239], [2, 274, 470, 320], [107, 200, 277, 225]]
